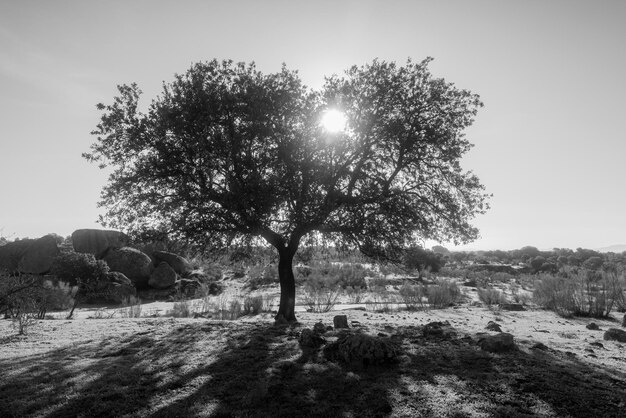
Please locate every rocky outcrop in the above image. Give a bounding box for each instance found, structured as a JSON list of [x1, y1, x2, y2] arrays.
[[152, 251, 191, 276], [72, 229, 128, 259], [0, 235, 59, 274], [149, 262, 177, 289], [103, 247, 153, 288]]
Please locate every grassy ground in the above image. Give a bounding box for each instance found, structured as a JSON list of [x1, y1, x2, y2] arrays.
[[1, 309, 626, 417]]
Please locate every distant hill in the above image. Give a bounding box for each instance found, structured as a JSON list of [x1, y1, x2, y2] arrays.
[[595, 244, 626, 253]]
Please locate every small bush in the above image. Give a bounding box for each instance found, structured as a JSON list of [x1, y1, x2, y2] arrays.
[[49, 252, 109, 286], [344, 286, 365, 304], [243, 295, 264, 315], [229, 300, 242, 319], [120, 295, 142, 318], [262, 294, 276, 313], [491, 272, 514, 283], [399, 283, 427, 310], [427, 279, 461, 309], [301, 275, 340, 313], [168, 299, 192, 318], [246, 265, 278, 290], [477, 287, 508, 306], [365, 286, 395, 312]]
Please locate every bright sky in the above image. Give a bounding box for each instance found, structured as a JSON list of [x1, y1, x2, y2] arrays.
[[1, 0, 625, 251]]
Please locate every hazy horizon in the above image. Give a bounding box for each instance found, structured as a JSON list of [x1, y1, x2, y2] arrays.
[[1, 0, 625, 251]]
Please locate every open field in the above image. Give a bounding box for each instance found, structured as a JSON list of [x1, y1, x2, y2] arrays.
[[1, 293, 626, 418]]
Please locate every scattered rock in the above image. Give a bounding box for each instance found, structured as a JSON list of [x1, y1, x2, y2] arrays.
[[313, 322, 327, 334], [531, 342, 548, 351], [103, 247, 153, 288], [152, 251, 192, 276], [586, 323, 600, 330], [423, 321, 456, 339], [478, 333, 516, 353], [589, 341, 605, 348], [71, 229, 128, 259], [299, 328, 325, 348], [324, 332, 400, 367], [486, 321, 502, 332], [500, 303, 525, 311], [334, 315, 349, 329], [604, 328, 626, 343], [149, 262, 178, 289]]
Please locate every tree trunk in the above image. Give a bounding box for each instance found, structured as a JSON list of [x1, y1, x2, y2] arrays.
[[275, 247, 297, 323]]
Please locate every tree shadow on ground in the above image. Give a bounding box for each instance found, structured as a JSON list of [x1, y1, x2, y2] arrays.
[[0, 320, 625, 417]]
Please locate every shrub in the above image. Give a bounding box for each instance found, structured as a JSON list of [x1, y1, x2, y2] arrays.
[[49, 252, 109, 285], [243, 295, 264, 315], [532, 271, 623, 318], [41, 280, 76, 311], [246, 265, 278, 290], [229, 300, 242, 319], [427, 279, 461, 309], [301, 274, 340, 313], [477, 287, 508, 306], [12, 300, 38, 335], [120, 295, 142, 318], [533, 274, 575, 317], [344, 286, 365, 304], [1, 275, 49, 320], [262, 294, 276, 313], [168, 299, 192, 318], [399, 283, 427, 310], [491, 272, 514, 283]]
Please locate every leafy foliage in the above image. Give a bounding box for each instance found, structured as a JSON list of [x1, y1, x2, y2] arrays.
[[87, 58, 489, 320]]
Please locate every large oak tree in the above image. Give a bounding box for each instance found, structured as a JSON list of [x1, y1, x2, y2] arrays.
[[86, 58, 489, 322]]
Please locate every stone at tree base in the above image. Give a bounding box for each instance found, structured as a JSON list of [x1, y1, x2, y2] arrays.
[[603, 328, 626, 343], [486, 321, 502, 332], [333, 315, 349, 329], [72, 229, 128, 259], [152, 251, 192, 276], [17, 235, 60, 274], [149, 262, 178, 289], [478, 333, 516, 353], [103, 247, 153, 288]]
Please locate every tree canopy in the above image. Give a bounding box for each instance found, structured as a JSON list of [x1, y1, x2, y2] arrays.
[[86, 58, 490, 321]]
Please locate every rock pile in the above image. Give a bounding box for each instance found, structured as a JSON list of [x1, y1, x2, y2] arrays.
[[1, 228, 199, 304], [0, 235, 60, 274]]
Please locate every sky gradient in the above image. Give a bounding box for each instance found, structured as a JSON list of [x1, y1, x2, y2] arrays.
[[1, 0, 625, 251]]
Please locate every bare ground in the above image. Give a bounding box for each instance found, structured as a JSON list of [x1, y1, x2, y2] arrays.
[[1, 300, 626, 417]]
